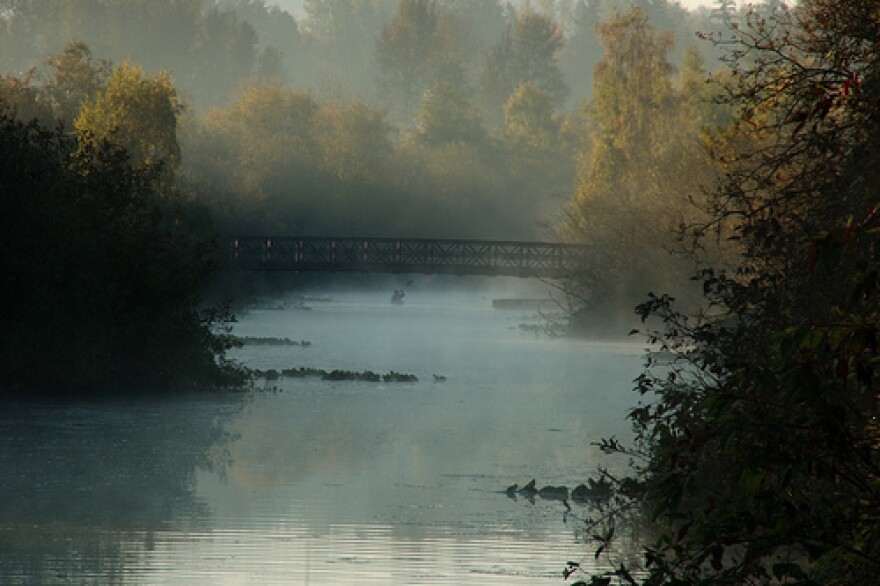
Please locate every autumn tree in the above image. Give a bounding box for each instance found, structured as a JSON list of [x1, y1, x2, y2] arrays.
[[501, 81, 577, 240], [195, 85, 320, 210], [75, 62, 184, 176], [409, 80, 486, 147], [562, 8, 695, 318], [570, 1, 880, 584], [503, 81, 559, 152], [0, 42, 111, 127], [315, 101, 391, 183], [41, 41, 111, 124]]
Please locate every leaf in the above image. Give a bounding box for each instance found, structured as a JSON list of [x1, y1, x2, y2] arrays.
[[772, 562, 807, 581], [615, 564, 638, 585], [820, 243, 842, 273], [676, 521, 692, 542]]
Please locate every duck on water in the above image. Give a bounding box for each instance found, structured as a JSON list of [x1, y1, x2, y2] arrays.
[[391, 279, 414, 305]]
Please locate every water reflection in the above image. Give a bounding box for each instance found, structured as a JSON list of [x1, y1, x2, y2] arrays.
[[0, 393, 245, 584], [0, 284, 644, 584]]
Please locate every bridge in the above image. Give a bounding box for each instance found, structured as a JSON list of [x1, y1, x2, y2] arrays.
[[226, 236, 590, 278]]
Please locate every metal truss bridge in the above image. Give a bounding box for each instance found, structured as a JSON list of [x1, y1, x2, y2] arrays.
[[226, 236, 590, 278]]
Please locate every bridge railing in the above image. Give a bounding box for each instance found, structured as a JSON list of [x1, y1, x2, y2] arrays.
[[226, 236, 591, 278]]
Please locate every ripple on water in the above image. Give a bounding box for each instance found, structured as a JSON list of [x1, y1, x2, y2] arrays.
[[127, 523, 592, 585], [1, 285, 642, 584]]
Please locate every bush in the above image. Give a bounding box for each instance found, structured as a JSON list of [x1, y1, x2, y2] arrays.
[[0, 113, 245, 395]]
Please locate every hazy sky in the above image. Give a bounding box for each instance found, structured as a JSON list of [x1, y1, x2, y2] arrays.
[[270, 1, 723, 18], [678, 0, 729, 9]]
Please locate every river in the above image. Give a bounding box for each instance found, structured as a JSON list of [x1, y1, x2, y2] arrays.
[[0, 277, 645, 584]]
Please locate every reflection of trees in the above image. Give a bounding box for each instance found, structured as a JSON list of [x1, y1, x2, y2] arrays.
[[0, 393, 246, 583]]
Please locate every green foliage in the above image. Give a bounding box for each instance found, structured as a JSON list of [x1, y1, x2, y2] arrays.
[[0, 112, 244, 394], [572, 1, 880, 583]]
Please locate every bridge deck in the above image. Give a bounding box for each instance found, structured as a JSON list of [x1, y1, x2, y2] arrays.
[[226, 237, 589, 278]]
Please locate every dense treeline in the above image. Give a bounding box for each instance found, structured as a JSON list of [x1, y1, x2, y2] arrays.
[[567, 1, 880, 583], [0, 0, 737, 243], [0, 0, 756, 392], [0, 0, 722, 112]]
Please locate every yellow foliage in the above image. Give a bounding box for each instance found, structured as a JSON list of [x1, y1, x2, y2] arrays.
[[75, 61, 183, 172]]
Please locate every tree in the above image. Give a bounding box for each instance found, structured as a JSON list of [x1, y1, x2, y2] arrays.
[[572, 1, 880, 583], [479, 9, 567, 125], [562, 8, 692, 318], [215, 0, 301, 86], [103, 0, 203, 77], [182, 85, 328, 234], [409, 80, 486, 147], [75, 61, 184, 176], [590, 7, 675, 165], [315, 101, 391, 183], [558, 0, 603, 105], [301, 0, 389, 100], [437, 0, 508, 55], [503, 81, 559, 152], [711, 0, 738, 26], [513, 10, 568, 102], [0, 69, 54, 124], [190, 7, 258, 106], [0, 112, 242, 394], [502, 81, 578, 241], [41, 41, 111, 124], [375, 0, 443, 117], [200, 85, 320, 199], [0, 1, 273, 110]]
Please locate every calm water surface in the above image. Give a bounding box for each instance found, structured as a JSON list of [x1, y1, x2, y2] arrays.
[[1, 280, 645, 584]]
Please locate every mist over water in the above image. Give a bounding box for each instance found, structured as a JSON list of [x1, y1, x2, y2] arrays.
[[0, 277, 644, 584]]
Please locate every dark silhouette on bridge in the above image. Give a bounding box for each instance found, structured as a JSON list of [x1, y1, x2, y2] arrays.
[[227, 236, 589, 278]]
